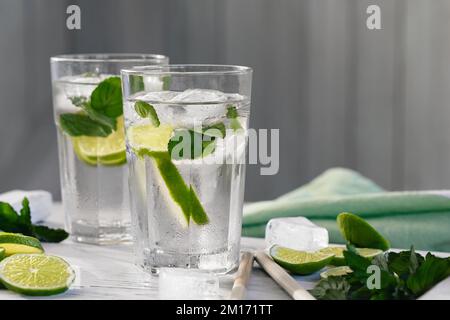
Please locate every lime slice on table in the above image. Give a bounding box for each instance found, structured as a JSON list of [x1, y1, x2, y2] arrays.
[[72, 116, 126, 166], [0, 254, 75, 296], [319, 246, 383, 266], [337, 212, 390, 251], [128, 123, 209, 226], [269, 245, 334, 275], [0, 248, 5, 261], [0, 233, 44, 256], [320, 266, 353, 279]]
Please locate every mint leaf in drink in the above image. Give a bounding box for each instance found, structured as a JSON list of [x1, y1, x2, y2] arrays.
[[134, 101, 160, 127], [82, 103, 117, 130], [129, 75, 145, 93], [226, 104, 242, 130], [162, 76, 171, 90], [60, 113, 112, 137], [69, 96, 89, 108], [0, 197, 68, 242], [90, 76, 123, 118]]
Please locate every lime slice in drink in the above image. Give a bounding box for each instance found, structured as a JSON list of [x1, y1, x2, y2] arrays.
[[0, 233, 44, 256], [337, 212, 390, 251], [319, 246, 383, 266], [128, 123, 209, 226], [72, 116, 126, 166], [320, 266, 353, 279], [269, 245, 334, 275], [0, 254, 75, 296]]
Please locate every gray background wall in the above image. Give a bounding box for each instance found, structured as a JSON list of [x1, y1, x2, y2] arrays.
[[1, 0, 449, 201]]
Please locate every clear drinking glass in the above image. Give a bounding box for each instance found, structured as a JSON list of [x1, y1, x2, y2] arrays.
[[121, 65, 252, 273], [50, 54, 169, 244]]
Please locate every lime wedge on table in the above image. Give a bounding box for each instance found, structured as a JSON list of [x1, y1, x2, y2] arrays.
[[319, 246, 383, 266], [72, 116, 126, 166], [320, 266, 353, 279], [0, 248, 5, 261], [0, 233, 44, 256], [128, 123, 209, 226], [337, 212, 390, 251], [0, 254, 75, 296], [269, 245, 334, 275]]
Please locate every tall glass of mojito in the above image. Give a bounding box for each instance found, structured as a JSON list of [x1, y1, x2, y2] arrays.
[[50, 54, 169, 244], [121, 65, 252, 273]]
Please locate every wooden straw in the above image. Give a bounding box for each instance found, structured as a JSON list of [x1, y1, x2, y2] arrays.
[[229, 251, 255, 300], [254, 251, 316, 300]]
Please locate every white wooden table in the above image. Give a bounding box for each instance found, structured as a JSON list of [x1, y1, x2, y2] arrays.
[[0, 204, 449, 300]]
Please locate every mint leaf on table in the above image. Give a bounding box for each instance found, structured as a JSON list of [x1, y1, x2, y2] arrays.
[[406, 253, 450, 295], [60, 113, 112, 137], [310, 276, 350, 300], [0, 197, 68, 243], [90, 76, 123, 118]]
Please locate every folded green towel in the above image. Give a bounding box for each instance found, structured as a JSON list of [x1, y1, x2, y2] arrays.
[[242, 168, 450, 252]]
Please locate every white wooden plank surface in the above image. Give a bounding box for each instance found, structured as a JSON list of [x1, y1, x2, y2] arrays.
[[0, 204, 448, 300]]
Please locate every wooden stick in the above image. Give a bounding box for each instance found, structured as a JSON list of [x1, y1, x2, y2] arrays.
[[229, 252, 255, 300], [254, 251, 316, 300]]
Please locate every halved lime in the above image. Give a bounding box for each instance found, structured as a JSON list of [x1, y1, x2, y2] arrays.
[[337, 212, 390, 251], [319, 246, 383, 266], [0, 233, 44, 256], [72, 116, 126, 166], [0, 254, 75, 296], [320, 266, 353, 279], [269, 245, 334, 275]]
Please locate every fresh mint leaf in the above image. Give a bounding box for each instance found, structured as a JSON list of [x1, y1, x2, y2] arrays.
[[90, 76, 123, 118], [309, 277, 350, 300], [60, 113, 112, 137], [134, 101, 160, 127], [32, 225, 69, 242], [407, 253, 450, 295], [69, 96, 89, 108], [162, 75, 171, 90], [388, 247, 424, 279], [0, 197, 68, 243], [83, 103, 117, 130], [226, 104, 242, 131], [203, 122, 226, 138], [129, 75, 145, 93]]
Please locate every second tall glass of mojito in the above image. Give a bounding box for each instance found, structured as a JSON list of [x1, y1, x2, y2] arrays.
[[121, 65, 252, 273], [51, 54, 168, 244]]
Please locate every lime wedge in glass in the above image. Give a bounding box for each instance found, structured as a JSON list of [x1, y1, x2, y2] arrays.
[[128, 123, 209, 226], [0, 233, 44, 256], [320, 266, 353, 279], [319, 246, 383, 266], [337, 212, 390, 251], [72, 116, 126, 166], [269, 245, 334, 275], [0, 254, 75, 296]]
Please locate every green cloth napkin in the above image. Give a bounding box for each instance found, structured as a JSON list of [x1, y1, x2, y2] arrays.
[[242, 168, 450, 252]]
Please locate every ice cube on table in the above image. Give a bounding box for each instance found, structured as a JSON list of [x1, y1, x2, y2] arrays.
[[265, 217, 328, 252], [0, 190, 53, 223], [158, 268, 220, 300]]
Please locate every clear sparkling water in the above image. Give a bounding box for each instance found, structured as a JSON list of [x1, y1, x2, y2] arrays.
[[126, 89, 249, 274], [53, 75, 131, 244]]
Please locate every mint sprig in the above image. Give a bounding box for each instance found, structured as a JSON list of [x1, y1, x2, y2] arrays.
[[60, 76, 123, 137], [0, 198, 69, 243], [310, 245, 450, 300]]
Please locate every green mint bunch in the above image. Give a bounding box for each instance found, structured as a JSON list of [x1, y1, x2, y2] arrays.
[[310, 245, 450, 300], [0, 198, 68, 242]]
